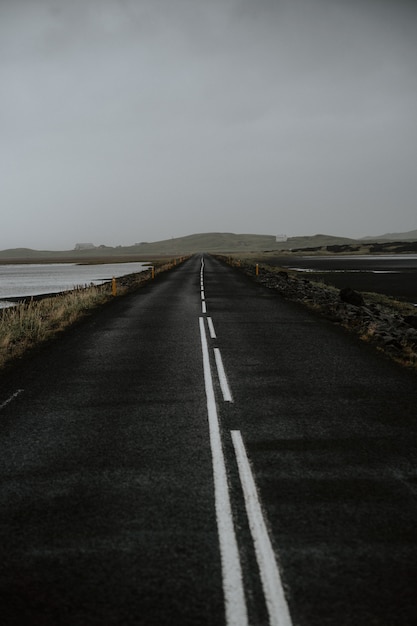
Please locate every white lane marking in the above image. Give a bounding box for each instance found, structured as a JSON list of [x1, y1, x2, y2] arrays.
[[214, 348, 233, 402], [199, 319, 248, 626], [207, 317, 217, 339], [201, 290, 205, 300], [0, 389, 24, 411], [231, 430, 293, 626], [202, 301, 207, 313]]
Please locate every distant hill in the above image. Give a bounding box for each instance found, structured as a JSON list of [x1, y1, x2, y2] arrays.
[[0, 246, 120, 262], [128, 232, 282, 254], [0, 230, 416, 261], [0, 233, 359, 259], [362, 229, 417, 241], [274, 234, 357, 251]]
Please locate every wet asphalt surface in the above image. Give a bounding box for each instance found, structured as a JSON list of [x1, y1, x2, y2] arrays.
[[0, 255, 416, 625]]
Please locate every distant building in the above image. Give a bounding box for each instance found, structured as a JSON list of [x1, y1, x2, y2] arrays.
[[275, 234, 287, 242], [74, 243, 96, 250]]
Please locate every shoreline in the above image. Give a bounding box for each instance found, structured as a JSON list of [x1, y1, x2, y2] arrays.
[[0, 260, 156, 307]]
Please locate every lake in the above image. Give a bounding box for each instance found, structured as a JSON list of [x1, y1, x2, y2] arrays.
[[0, 262, 149, 308]]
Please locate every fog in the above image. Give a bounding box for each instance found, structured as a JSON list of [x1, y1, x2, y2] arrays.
[[1, 0, 416, 249]]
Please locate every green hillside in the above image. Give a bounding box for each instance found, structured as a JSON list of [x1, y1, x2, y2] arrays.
[[362, 229, 417, 241], [0, 230, 416, 261], [127, 232, 280, 254], [0, 232, 356, 260]]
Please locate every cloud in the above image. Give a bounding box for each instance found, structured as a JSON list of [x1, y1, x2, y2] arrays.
[[1, 0, 416, 248]]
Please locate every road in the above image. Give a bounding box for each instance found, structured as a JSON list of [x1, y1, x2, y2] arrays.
[[0, 254, 416, 625]]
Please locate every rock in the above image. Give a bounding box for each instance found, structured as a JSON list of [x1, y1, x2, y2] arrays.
[[385, 339, 403, 352], [405, 328, 417, 348], [339, 287, 365, 307], [404, 315, 417, 329]]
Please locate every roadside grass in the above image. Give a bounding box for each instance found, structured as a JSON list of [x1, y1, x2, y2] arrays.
[[359, 290, 416, 315], [0, 257, 188, 370], [0, 286, 110, 368]]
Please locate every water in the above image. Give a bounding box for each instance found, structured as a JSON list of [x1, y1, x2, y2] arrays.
[[0, 262, 149, 308], [284, 254, 417, 271], [279, 254, 417, 304]]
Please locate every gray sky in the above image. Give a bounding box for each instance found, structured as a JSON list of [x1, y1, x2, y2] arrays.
[[1, 0, 416, 250]]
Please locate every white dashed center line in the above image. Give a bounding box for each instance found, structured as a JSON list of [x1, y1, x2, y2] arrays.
[[199, 318, 248, 626], [0, 389, 23, 411], [214, 348, 233, 402], [231, 430, 293, 626], [207, 317, 217, 339], [199, 258, 292, 625]]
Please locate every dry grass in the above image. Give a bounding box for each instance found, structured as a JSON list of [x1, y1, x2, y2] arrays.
[[0, 257, 189, 370], [0, 286, 109, 368], [360, 290, 416, 315]]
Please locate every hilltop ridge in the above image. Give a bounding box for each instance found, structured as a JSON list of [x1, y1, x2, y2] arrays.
[[0, 230, 416, 261], [362, 229, 417, 241], [0, 232, 354, 260]]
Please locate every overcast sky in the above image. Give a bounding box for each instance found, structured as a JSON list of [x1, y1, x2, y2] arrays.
[[1, 0, 416, 250]]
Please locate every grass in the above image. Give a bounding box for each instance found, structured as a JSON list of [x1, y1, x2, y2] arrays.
[[0, 286, 109, 368], [0, 257, 187, 370]]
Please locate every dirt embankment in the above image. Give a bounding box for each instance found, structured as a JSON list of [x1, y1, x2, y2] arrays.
[[217, 256, 417, 372]]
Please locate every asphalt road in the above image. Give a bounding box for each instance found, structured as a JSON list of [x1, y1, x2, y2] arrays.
[[0, 255, 416, 625]]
